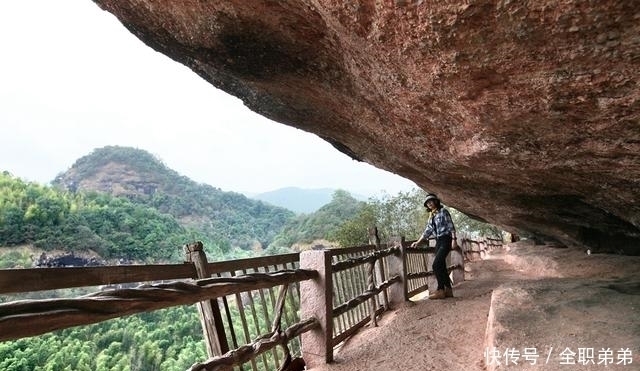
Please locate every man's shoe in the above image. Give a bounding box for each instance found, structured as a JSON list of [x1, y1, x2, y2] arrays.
[[445, 287, 454, 298], [428, 289, 446, 300]]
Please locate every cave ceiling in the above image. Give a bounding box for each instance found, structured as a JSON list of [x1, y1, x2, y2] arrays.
[[93, 0, 640, 254]]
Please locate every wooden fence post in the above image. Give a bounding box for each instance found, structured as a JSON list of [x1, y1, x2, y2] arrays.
[[370, 226, 390, 310], [467, 239, 482, 261], [300, 249, 333, 366], [184, 242, 229, 357], [450, 245, 465, 285], [386, 237, 408, 305]]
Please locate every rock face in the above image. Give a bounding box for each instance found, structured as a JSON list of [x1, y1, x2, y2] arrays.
[[93, 1, 640, 253]]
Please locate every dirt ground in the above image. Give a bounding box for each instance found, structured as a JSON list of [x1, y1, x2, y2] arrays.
[[307, 241, 640, 370]]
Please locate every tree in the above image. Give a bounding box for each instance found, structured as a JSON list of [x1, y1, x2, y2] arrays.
[[333, 188, 503, 247], [331, 204, 376, 247], [270, 190, 365, 248]]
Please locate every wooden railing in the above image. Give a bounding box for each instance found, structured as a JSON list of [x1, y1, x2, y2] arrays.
[[0, 236, 502, 370], [298, 236, 502, 367], [0, 242, 318, 371], [461, 236, 502, 261], [402, 237, 466, 299], [328, 244, 400, 346]]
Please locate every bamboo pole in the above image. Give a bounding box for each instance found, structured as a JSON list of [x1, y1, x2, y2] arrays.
[[333, 269, 348, 336], [351, 251, 368, 323], [372, 229, 390, 311]]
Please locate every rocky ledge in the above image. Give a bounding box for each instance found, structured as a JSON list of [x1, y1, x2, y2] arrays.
[[92, 0, 640, 253]]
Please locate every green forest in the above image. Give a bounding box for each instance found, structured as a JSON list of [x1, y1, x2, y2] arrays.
[[1, 171, 189, 262], [0, 305, 207, 371], [0, 146, 502, 371]]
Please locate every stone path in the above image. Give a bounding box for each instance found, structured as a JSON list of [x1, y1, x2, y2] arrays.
[[307, 243, 640, 370]]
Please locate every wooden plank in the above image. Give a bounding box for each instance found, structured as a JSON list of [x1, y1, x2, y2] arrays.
[[206, 253, 298, 275], [367, 262, 377, 327], [332, 269, 348, 336], [0, 269, 317, 342], [354, 251, 369, 322], [346, 263, 363, 327], [219, 273, 240, 350], [0, 251, 301, 300], [376, 255, 390, 311], [0, 264, 197, 294], [243, 268, 273, 369], [407, 285, 429, 299], [327, 244, 376, 257], [331, 246, 398, 273], [280, 263, 297, 328], [187, 244, 229, 357]]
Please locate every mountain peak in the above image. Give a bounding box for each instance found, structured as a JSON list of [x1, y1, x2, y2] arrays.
[[50, 145, 294, 250], [52, 146, 180, 197]]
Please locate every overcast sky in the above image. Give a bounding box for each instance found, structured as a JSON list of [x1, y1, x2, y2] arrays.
[[0, 1, 416, 197]]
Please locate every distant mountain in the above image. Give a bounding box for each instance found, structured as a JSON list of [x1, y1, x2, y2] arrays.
[[252, 187, 367, 214], [270, 190, 366, 248], [52, 146, 295, 250]]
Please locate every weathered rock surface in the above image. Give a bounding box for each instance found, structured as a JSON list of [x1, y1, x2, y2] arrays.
[[306, 243, 640, 370], [484, 243, 640, 370], [92, 0, 640, 253]]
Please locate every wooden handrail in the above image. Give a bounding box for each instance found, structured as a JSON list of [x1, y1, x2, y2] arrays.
[[0, 269, 317, 342], [206, 253, 299, 274], [0, 253, 302, 295], [331, 246, 399, 273], [0, 264, 197, 294], [332, 275, 400, 317]]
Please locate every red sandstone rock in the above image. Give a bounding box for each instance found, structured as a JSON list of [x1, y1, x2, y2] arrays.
[[92, 0, 640, 253]]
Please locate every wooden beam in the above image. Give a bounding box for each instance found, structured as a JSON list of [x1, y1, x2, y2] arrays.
[[186, 242, 230, 357], [0, 264, 197, 294], [0, 269, 317, 341]]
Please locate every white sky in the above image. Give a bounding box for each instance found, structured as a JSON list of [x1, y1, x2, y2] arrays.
[[0, 1, 416, 197]]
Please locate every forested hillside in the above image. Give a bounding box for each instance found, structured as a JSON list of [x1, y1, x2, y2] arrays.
[[51, 146, 295, 252], [0, 146, 504, 371], [0, 305, 207, 371], [0, 147, 376, 265], [270, 190, 365, 248], [0, 172, 189, 263]]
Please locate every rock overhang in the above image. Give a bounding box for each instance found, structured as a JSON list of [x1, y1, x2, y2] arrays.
[[92, 0, 640, 254]]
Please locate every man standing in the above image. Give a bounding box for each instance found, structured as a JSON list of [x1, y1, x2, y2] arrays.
[[411, 193, 457, 299]]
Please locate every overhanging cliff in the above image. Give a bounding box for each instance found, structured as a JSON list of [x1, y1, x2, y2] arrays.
[[92, 0, 640, 253]]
